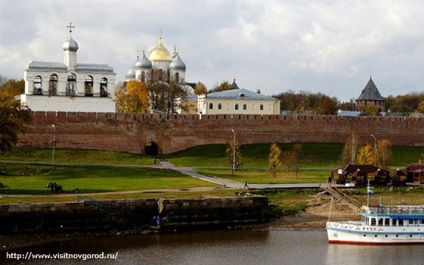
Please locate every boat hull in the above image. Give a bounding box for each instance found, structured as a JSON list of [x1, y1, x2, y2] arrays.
[[327, 221, 424, 245]]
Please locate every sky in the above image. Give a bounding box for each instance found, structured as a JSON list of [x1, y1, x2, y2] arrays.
[[1, 0, 423, 102]]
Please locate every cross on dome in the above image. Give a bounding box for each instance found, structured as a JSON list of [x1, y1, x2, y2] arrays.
[[67, 22, 75, 35]]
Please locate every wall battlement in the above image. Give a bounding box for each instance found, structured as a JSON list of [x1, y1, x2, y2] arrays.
[[19, 112, 424, 154]]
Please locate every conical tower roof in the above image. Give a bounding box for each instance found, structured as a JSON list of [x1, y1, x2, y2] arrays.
[[357, 77, 384, 100]]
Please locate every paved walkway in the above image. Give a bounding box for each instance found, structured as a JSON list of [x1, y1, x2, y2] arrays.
[[157, 158, 333, 190], [0, 159, 337, 191]]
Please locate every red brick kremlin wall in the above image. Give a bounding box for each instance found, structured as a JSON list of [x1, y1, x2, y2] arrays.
[[17, 112, 424, 154]]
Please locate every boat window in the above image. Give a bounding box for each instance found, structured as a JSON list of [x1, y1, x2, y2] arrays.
[[378, 218, 383, 226], [384, 218, 390, 226], [371, 218, 376, 226], [398, 220, 403, 226], [396, 234, 399, 237]]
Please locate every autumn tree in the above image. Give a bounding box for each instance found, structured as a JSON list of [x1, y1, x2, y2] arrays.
[[0, 91, 32, 154], [361, 105, 381, 116], [115, 81, 149, 113], [339, 132, 358, 165], [273, 90, 337, 115], [376, 139, 392, 169], [338, 99, 356, 111], [0, 76, 25, 97], [268, 143, 282, 177], [145, 70, 187, 114], [318, 95, 338, 115], [356, 144, 376, 165], [194, 82, 208, 95], [416, 101, 424, 114], [226, 140, 242, 175], [209, 80, 233, 93], [281, 144, 303, 178], [386, 92, 424, 115]]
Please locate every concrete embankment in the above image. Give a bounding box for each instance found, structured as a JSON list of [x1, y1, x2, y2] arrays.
[[0, 196, 269, 234]]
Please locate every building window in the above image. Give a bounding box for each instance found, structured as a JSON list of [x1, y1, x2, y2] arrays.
[[49, 74, 57, 96], [209, 103, 214, 109], [141, 71, 146, 83], [100, 77, 108, 97], [235, 103, 239, 110], [260, 104, 264, 111], [243, 104, 247, 110], [84, 75, 93, 97], [218, 103, 222, 110], [33, 75, 42, 95], [66, 73, 76, 96], [175, 72, 180, 83]]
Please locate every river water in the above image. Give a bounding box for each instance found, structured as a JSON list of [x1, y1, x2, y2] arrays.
[[2, 229, 423, 264]]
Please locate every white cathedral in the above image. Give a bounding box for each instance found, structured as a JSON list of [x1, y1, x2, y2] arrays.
[[21, 23, 116, 113], [124, 36, 187, 85]]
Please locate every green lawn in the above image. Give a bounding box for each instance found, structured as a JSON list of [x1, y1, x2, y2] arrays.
[[167, 143, 423, 170], [197, 168, 330, 184], [0, 148, 154, 165], [0, 165, 216, 195]]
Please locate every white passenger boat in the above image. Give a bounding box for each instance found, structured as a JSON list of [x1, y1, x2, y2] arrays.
[[326, 204, 424, 244]]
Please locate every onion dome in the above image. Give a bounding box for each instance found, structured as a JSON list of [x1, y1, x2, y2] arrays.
[[125, 58, 137, 79], [62, 37, 79, 52], [125, 66, 136, 80], [169, 53, 186, 70], [138, 51, 152, 69], [148, 38, 172, 62]]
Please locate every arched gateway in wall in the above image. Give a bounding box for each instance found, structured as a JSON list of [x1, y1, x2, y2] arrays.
[[144, 142, 159, 156]]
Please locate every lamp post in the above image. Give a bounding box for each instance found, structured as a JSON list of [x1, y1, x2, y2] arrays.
[[231, 129, 236, 175], [371, 134, 378, 166], [52, 124, 56, 165]]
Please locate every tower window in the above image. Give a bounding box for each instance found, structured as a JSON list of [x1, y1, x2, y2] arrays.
[[49, 74, 58, 96], [33, 75, 42, 95], [84, 75, 93, 97], [100, 77, 108, 97]]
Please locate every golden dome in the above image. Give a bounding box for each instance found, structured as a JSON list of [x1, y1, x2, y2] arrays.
[[148, 38, 172, 62]]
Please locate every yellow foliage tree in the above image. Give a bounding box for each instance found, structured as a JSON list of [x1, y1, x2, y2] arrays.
[[356, 144, 376, 165], [376, 139, 392, 169], [194, 82, 208, 95], [339, 132, 358, 165], [268, 143, 282, 178], [115, 81, 149, 113]]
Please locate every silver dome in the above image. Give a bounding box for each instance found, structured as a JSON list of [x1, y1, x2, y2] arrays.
[[125, 66, 136, 79], [62, 37, 79, 52], [170, 54, 186, 70], [139, 51, 152, 69]]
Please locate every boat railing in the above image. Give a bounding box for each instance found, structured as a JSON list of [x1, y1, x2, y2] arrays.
[[364, 205, 424, 215]]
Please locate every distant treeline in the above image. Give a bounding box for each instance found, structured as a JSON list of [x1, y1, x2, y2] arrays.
[[272, 90, 424, 116]]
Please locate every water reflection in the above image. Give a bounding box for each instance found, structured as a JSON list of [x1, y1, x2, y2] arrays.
[[2, 230, 423, 265]]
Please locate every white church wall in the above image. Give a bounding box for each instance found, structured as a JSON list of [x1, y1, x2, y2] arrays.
[[21, 95, 115, 113]]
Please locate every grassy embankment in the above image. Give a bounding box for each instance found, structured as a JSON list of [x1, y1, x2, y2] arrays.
[[166, 143, 424, 184], [1, 144, 423, 211]]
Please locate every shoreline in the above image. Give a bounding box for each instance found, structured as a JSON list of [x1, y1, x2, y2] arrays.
[[0, 199, 356, 252]]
